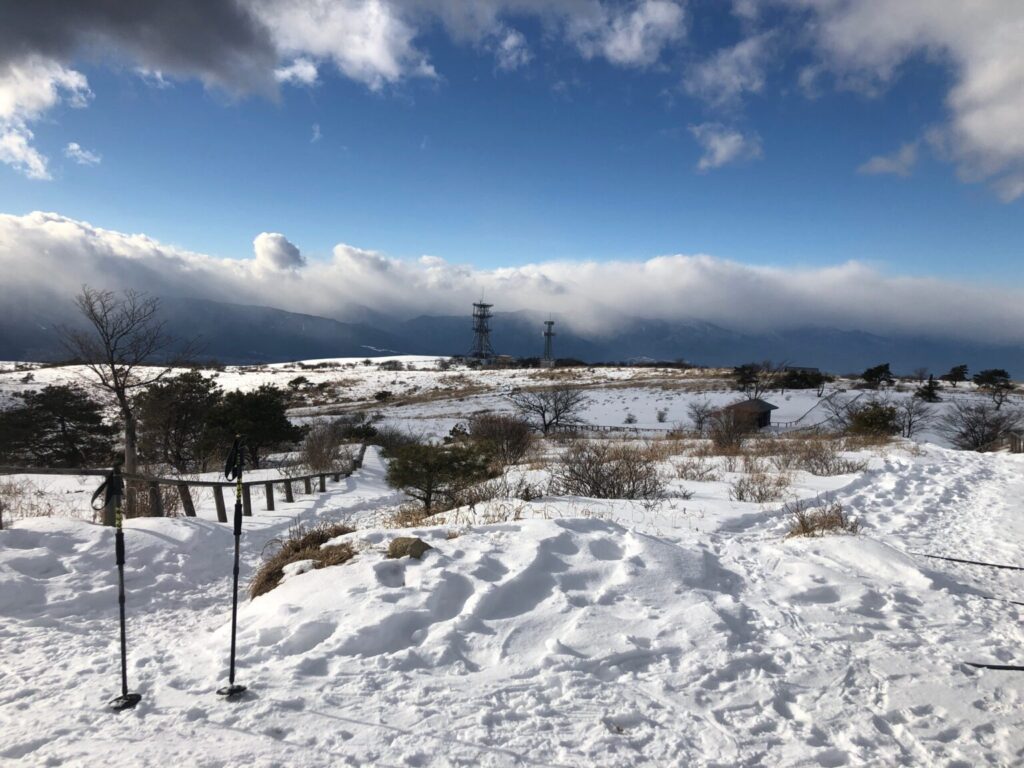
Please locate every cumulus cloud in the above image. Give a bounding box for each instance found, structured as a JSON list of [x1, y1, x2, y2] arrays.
[[572, 0, 687, 67], [494, 29, 532, 72], [0, 56, 93, 179], [2, 210, 1023, 346], [64, 142, 101, 166], [775, 0, 1024, 199], [683, 33, 772, 108], [858, 142, 917, 178], [274, 57, 318, 86], [689, 123, 762, 171], [253, 232, 306, 273]]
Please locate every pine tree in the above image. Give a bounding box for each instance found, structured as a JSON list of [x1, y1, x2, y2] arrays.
[[915, 374, 941, 403], [0, 385, 115, 467]]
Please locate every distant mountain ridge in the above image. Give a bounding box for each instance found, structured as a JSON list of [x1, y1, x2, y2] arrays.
[[1, 291, 1022, 376]]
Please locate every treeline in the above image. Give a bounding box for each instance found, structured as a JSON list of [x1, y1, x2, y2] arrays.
[[0, 372, 302, 471]]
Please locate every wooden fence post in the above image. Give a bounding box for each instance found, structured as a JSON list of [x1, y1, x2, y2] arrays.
[[318, 474, 326, 493], [303, 477, 313, 495], [264, 482, 275, 511], [213, 485, 227, 523], [242, 485, 253, 517], [148, 482, 164, 517], [178, 485, 197, 517], [284, 481, 294, 503]]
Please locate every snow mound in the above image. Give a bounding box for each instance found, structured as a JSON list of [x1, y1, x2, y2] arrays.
[[238, 519, 728, 677]]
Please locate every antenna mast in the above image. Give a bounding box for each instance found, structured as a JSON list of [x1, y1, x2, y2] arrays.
[[541, 319, 556, 367], [469, 301, 496, 361]]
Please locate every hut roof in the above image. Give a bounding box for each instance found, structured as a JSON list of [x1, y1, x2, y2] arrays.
[[722, 398, 779, 413]]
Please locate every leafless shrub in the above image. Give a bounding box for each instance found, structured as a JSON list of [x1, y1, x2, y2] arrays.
[[467, 413, 534, 467], [550, 441, 673, 500], [687, 400, 715, 436], [896, 397, 934, 438], [675, 456, 721, 482], [940, 400, 1022, 452], [768, 438, 868, 476], [729, 459, 791, 503], [709, 409, 752, 454], [785, 499, 860, 538], [300, 419, 356, 474]]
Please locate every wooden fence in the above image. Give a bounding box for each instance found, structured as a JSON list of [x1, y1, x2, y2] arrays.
[[0, 444, 367, 527]]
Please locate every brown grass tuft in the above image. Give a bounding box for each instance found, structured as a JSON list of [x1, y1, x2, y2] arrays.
[[250, 521, 356, 598]]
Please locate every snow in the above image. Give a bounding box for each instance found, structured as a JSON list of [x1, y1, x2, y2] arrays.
[[3, 359, 1024, 765], [3, 442, 1024, 766]]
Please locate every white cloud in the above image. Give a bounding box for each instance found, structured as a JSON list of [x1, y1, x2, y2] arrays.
[[858, 142, 917, 178], [0, 56, 92, 180], [780, 0, 1024, 199], [252, 0, 435, 91], [689, 122, 762, 171], [683, 33, 771, 107], [494, 29, 531, 72], [253, 231, 306, 273], [274, 57, 319, 85], [311, 122, 322, 142], [0, 127, 50, 179], [3, 210, 1024, 345], [64, 142, 101, 166], [571, 0, 687, 67]]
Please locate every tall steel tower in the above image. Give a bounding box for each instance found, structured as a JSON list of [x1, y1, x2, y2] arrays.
[[469, 301, 496, 360], [541, 320, 556, 367]]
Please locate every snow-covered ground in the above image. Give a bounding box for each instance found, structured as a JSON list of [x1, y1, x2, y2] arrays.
[[3, 442, 1024, 766], [3, 358, 1024, 765]]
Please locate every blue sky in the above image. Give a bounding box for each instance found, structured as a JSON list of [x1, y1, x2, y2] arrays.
[[1, 1, 1022, 283], [2, 0, 1024, 345]]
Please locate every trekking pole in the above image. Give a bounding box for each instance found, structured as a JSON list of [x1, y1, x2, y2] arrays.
[[93, 466, 142, 711], [218, 436, 248, 698]]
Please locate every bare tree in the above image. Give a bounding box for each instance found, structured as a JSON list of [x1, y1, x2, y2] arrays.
[[508, 387, 589, 435], [940, 400, 1022, 452], [687, 399, 715, 436], [59, 287, 189, 498], [911, 367, 929, 384], [896, 397, 933, 438]]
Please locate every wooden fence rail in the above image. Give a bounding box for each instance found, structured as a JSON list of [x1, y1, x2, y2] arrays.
[[0, 443, 368, 526]]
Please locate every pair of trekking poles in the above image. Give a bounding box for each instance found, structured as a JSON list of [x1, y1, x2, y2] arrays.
[[95, 436, 249, 711]]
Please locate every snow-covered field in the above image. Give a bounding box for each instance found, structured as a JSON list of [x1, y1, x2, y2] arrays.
[[2, 359, 1024, 766]]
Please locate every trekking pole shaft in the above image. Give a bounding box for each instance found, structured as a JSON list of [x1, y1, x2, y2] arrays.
[[228, 480, 242, 684], [115, 527, 129, 696]]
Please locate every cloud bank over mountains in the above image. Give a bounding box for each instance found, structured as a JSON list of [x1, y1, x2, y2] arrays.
[[2, 210, 1020, 346], [2, 1, 1024, 196]]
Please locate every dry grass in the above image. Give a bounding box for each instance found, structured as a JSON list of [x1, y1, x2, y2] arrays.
[[250, 521, 356, 598], [785, 499, 860, 538], [379, 502, 433, 529], [841, 433, 896, 451], [0, 478, 58, 524]]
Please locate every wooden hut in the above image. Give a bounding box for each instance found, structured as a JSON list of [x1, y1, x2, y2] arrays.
[[718, 398, 779, 430]]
